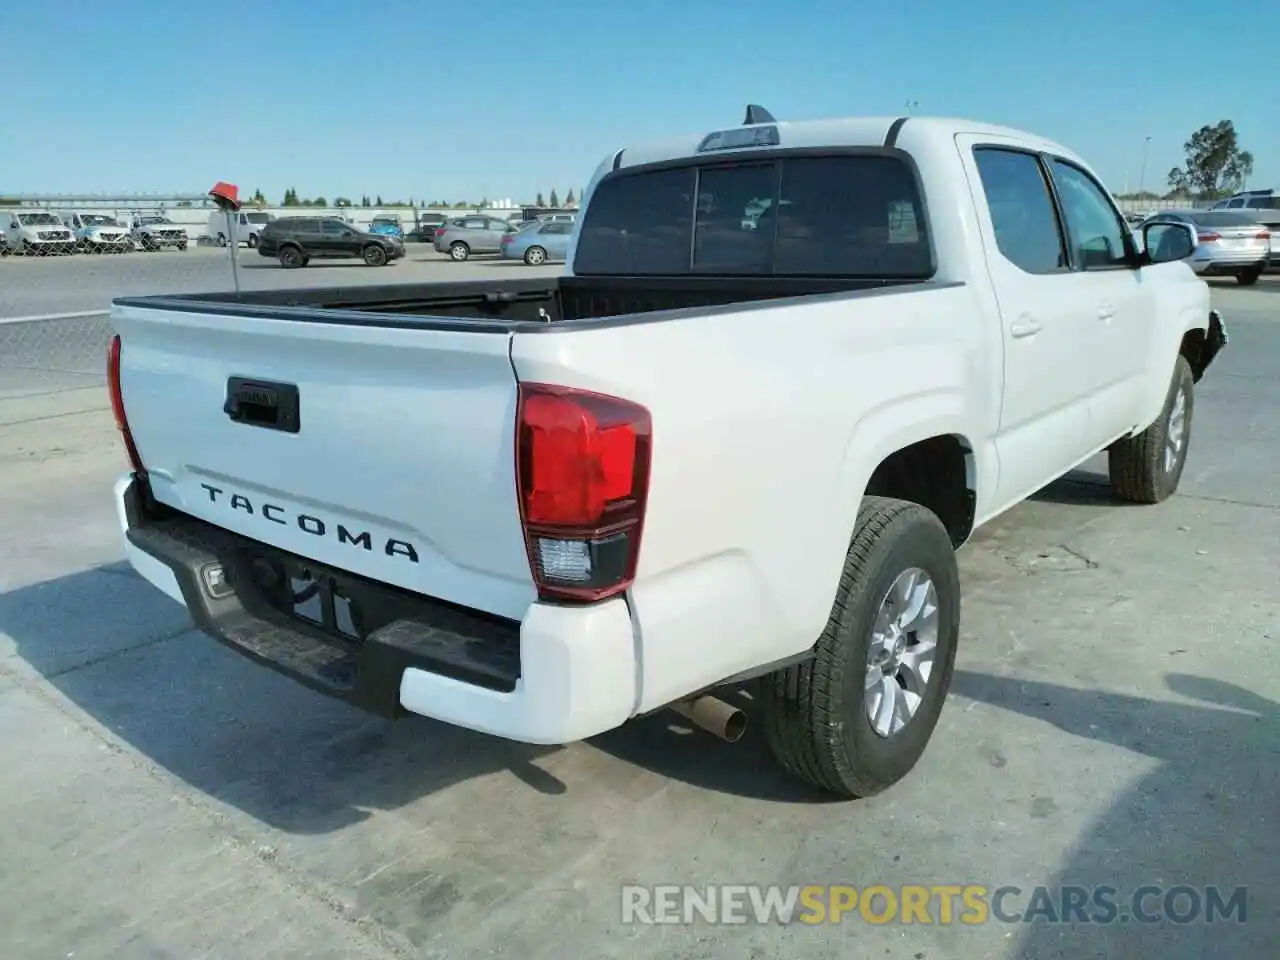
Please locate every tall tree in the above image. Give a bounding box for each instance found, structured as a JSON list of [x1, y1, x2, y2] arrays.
[[549, 189, 560, 208], [375, 195, 384, 206], [1167, 121, 1253, 199], [565, 188, 576, 207], [536, 192, 545, 206]]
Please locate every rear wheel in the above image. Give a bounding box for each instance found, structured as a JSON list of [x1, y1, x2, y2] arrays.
[[449, 241, 470, 262], [523, 245, 547, 265], [278, 245, 305, 269], [761, 497, 961, 798], [216, 233, 227, 247], [247, 233, 259, 249], [363, 244, 389, 267], [1108, 355, 1194, 503], [1236, 266, 1262, 286]]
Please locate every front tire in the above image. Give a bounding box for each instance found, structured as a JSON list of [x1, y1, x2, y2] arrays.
[[761, 497, 961, 798], [363, 244, 388, 267], [278, 245, 305, 269], [1108, 355, 1194, 504], [1236, 266, 1262, 286]]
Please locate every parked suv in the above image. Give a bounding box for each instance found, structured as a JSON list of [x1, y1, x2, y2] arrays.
[[257, 216, 406, 268], [432, 215, 511, 260]]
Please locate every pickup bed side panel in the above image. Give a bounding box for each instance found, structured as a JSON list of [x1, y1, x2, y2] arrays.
[[509, 283, 996, 713], [112, 304, 537, 621]]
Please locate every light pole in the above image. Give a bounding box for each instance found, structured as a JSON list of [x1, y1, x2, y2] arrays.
[[1137, 136, 1152, 196]]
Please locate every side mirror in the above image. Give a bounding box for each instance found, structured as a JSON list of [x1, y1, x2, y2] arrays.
[[1142, 222, 1195, 264]]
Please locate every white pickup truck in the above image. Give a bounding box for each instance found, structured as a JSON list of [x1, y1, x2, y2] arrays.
[[108, 109, 1226, 798]]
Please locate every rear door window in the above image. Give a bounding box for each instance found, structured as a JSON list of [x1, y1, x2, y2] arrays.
[[574, 154, 931, 277]]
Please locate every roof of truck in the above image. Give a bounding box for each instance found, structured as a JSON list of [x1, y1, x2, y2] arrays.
[[612, 114, 1081, 173]]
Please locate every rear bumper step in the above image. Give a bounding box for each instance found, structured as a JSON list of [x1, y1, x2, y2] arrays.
[[120, 477, 522, 717], [115, 476, 639, 742]]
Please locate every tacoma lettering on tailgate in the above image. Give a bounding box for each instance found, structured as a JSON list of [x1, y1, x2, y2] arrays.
[[199, 483, 420, 562]]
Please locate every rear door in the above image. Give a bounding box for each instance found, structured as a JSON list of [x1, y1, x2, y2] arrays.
[[959, 139, 1109, 504], [111, 305, 536, 619]]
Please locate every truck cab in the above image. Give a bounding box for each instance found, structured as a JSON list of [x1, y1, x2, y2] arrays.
[[64, 212, 135, 253], [2, 209, 77, 255]]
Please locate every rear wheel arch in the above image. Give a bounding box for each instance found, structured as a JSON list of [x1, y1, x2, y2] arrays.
[[862, 433, 978, 548]]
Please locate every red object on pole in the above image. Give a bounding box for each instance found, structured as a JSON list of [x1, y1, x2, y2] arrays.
[[209, 181, 241, 211]]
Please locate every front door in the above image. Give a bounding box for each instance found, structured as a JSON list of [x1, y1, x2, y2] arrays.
[[1042, 156, 1153, 437]]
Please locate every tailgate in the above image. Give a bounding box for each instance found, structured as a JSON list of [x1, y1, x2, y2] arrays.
[[111, 302, 536, 620]]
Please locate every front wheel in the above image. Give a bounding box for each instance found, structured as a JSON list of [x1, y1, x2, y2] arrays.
[[449, 242, 470, 261], [363, 244, 389, 266], [1236, 266, 1262, 286], [761, 497, 961, 798], [247, 234, 259, 249], [278, 246, 305, 269], [1108, 355, 1194, 503]]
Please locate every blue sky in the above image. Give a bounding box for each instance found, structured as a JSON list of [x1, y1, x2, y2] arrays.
[[5, 0, 1276, 204]]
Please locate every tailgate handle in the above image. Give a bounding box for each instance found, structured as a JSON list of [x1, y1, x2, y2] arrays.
[[224, 377, 300, 433]]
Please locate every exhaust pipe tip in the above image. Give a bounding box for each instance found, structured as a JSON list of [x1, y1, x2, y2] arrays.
[[671, 695, 747, 743]]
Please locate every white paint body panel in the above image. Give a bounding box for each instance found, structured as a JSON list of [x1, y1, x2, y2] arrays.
[[114, 114, 1212, 742]]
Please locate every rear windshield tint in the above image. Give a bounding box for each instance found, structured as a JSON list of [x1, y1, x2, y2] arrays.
[[1191, 211, 1263, 227], [574, 154, 932, 277]]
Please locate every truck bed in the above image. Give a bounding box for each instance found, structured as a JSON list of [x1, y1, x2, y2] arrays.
[[114, 274, 925, 329]]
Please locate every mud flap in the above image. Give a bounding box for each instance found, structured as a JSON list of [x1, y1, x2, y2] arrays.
[[1189, 309, 1228, 382]]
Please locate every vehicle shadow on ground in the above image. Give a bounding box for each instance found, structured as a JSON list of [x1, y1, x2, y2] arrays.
[[950, 669, 1276, 959], [0, 565, 828, 838]]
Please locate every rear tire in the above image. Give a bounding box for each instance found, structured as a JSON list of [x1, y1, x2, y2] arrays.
[[449, 241, 470, 262], [761, 497, 961, 799], [363, 244, 388, 267], [247, 234, 259, 249], [1108, 355, 1194, 504], [278, 245, 305, 269], [523, 245, 547, 265], [1236, 266, 1262, 286]]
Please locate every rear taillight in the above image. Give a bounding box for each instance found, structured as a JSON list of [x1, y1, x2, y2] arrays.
[[434, 228, 446, 237], [107, 334, 146, 476], [1197, 232, 1221, 243], [1256, 230, 1270, 240], [515, 383, 652, 603]]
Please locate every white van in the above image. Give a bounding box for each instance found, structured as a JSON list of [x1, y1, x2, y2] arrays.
[[2, 210, 77, 255], [206, 209, 276, 248]]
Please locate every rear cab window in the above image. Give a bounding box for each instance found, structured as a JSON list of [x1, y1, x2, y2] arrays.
[[573, 154, 933, 277]]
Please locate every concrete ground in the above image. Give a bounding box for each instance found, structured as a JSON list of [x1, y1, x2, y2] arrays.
[[0, 269, 1276, 960]]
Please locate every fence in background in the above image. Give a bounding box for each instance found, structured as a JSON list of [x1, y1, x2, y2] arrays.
[[0, 313, 114, 421]]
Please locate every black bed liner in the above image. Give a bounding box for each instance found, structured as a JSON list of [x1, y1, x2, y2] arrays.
[[113, 274, 959, 333]]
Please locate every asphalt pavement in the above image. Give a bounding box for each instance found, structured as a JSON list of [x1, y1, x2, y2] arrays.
[[0, 266, 1276, 960], [0, 244, 561, 320]]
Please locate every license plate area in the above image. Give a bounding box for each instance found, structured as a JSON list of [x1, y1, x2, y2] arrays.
[[239, 551, 394, 644]]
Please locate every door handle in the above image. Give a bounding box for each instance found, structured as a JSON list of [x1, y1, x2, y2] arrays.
[[1098, 301, 1116, 320], [1010, 317, 1043, 338]]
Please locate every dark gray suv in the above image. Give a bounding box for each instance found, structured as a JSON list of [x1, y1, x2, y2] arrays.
[[258, 217, 406, 268]]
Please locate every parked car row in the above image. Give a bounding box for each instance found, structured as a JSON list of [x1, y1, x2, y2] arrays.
[[430, 211, 577, 263], [0, 209, 197, 256]]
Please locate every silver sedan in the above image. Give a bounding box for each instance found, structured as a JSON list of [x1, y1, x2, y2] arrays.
[[1139, 210, 1270, 285]]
